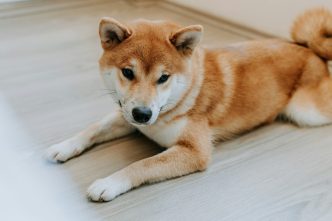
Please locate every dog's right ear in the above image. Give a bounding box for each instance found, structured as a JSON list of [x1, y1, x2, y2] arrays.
[[99, 17, 131, 50]]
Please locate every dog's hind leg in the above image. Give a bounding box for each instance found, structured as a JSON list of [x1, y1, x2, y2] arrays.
[[45, 111, 135, 162], [286, 8, 332, 127], [283, 75, 332, 127]]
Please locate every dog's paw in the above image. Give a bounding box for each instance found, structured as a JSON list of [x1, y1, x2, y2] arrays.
[[87, 173, 131, 202], [45, 138, 85, 163]]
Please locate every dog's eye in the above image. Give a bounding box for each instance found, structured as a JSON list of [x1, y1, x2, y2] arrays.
[[157, 74, 170, 84], [121, 68, 134, 80]]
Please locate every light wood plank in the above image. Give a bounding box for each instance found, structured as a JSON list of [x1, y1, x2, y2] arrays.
[[1, 1, 332, 220]]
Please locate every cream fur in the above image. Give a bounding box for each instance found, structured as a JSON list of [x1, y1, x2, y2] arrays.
[[45, 8, 332, 202]]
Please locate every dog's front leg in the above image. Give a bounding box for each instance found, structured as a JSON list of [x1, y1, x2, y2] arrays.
[[87, 123, 212, 202], [45, 111, 135, 162]]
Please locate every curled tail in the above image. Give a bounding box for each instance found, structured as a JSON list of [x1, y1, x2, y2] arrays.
[[291, 8, 332, 60]]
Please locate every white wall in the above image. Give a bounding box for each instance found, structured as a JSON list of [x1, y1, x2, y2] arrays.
[[168, 0, 332, 38]]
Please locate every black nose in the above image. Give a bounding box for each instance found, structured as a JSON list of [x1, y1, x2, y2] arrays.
[[132, 107, 152, 123]]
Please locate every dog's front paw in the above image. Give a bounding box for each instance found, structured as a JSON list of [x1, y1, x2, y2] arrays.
[[45, 138, 85, 163], [87, 173, 132, 202]]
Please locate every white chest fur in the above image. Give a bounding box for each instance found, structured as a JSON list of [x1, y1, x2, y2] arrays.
[[136, 117, 187, 148]]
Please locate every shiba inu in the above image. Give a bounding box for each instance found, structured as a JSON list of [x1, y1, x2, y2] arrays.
[[46, 8, 332, 202]]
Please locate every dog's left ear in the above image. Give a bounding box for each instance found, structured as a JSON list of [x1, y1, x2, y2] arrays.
[[170, 25, 203, 56], [99, 17, 131, 50]]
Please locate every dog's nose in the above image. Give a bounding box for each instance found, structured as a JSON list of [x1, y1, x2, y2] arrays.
[[132, 107, 152, 123]]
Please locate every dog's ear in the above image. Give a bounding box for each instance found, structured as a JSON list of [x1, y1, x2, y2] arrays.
[[170, 25, 203, 56], [99, 17, 131, 50]]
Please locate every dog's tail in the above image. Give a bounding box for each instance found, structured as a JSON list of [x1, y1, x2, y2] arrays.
[[291, 8, 332, 60]]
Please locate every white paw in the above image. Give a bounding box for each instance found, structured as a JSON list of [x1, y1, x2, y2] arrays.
[[87, 172, 132, 202], [45, 138, 85, 163]]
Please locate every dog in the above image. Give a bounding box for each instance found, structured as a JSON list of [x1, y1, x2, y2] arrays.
[[45, 8, 332, 202]]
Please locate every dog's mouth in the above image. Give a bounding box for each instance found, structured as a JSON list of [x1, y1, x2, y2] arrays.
[[128, 117, 158, 127], [130, 121, 151, 127]]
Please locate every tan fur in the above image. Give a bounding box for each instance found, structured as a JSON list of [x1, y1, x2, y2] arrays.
[[46, 9, 332, 202]]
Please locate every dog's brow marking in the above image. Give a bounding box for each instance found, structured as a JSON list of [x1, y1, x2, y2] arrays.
[[129, 58, 138, 67], [129, 59, 137, 65], [155, 64, 165, 74]]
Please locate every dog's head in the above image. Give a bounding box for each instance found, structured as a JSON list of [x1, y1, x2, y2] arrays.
[[98, 18, 203, 126]]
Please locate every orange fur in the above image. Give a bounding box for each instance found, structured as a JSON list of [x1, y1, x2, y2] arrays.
[[46, 8, 332, 202], [92, 8, 332, 201]]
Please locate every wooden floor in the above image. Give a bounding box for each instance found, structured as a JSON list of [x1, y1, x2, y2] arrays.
[[1, 0, 332, 220]]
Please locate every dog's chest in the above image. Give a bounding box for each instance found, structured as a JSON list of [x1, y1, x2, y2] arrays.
[[137, 117, 187, 148]]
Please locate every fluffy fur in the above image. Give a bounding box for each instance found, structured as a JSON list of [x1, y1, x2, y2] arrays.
[[46, 8, 332, 202]]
